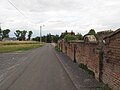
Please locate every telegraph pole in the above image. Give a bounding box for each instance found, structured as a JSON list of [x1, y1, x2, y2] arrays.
[[40, 25, 42, 44], [40, 25, 45, 44]]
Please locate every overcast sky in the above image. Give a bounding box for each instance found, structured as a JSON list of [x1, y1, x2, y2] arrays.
[[0, 0, 120, 37]]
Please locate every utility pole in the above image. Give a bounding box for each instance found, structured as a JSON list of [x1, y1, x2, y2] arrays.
[[40, 25, 42, 44], [40, 25, 45, 44]]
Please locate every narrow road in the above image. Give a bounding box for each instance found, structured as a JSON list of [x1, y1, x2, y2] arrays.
[[0, 44, 77, 90]]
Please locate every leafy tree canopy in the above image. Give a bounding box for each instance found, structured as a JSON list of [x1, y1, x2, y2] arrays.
[[76, 33, 82, 40], [88, 29, 96, 35], [64, 34, 77, 42], [27, 31, 33, 40], [2, 29, 10, 38]]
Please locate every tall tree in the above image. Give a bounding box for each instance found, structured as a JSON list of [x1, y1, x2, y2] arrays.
[[2, 29, 10, 38], [21, 30, 27, 41], [27, 31, 33, 40], [14, 30, 27, 41], [0, 26, 3, 40], [14, 30, 21, 40], [0, 26, 2, 34]]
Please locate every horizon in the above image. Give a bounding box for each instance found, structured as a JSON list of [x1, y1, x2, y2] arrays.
[[0, 0, 120, 37]]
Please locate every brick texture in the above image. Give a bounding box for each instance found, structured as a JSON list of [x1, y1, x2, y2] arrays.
[[58, 29, 120, 90], [102, 31, 120, 90]]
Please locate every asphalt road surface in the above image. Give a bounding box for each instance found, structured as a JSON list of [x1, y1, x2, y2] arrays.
[[0, 44, 77, 90]]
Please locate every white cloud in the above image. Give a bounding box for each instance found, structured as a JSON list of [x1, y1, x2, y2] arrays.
[[0, 0, 120, 37]]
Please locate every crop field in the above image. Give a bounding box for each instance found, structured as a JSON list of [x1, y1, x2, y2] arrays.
[[0, 41, 43, 53]]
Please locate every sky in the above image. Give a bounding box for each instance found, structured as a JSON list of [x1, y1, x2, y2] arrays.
[[0, 0, 120, 37]]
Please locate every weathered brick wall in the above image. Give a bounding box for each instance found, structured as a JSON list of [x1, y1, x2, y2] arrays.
[[76, 42, 101, 81], [58, 29, 120, 90], [59, 40, 66, 53], [102, 32, 120, 90], [66, 43, 75, 61]]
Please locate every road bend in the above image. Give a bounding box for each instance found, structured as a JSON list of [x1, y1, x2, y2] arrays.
[[0, 44, 77, 90]]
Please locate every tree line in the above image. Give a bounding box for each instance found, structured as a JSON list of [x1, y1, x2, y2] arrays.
[[0, 28, 109, 43], [0, 28, 60, 43], [0, 28, 33, 41], [32, 33, 59, 43], [14, 30, 33, 41]]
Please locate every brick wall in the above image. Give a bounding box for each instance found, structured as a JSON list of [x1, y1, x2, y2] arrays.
[[74, 42, 101, 81], [59, 41, 101, 81], [102, 31, 120, 90], [65, 42, 77, 62], [58, 29, 120, 90]]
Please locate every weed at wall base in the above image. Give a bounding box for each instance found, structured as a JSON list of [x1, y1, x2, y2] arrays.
[[97, 84, 112, 90], [79, 63, 95, 77], [55, 46, 62, 52]]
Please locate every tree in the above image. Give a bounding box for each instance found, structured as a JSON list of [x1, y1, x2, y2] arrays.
[[0, 27, 3, 40], [88, 29, 96, 35], [21, 30, 27, 41], [76, 33, 82, 40], [0, 27, 2, 34], [64, 34, 77, 42], [47, 33, 52, 43], [86, 29, 98, 40], [14, 30, 27, 41], [53, 34, 59, 43], [60, 30, 68, 39], [32, 36, 40, 41], [14, 30, 21, 40], [27, 31, 33, 40], [42, 35, 46, 42], [2, 29, 10, 38]]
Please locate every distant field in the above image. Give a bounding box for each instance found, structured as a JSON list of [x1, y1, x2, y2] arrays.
[[0, 41, 43, 53], [0, 41, 40, 45]]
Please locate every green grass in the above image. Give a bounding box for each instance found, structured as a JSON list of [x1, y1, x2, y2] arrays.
[[55, 46, 61, 52], [0, 41, 39, 45], [97, 84, 112, 90], [79, 63, 95, 77], [0, 41, 43, 53]]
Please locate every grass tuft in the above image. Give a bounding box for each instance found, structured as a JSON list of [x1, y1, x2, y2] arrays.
[[79, 63, 95, 77], [55, 46, 61, 52]]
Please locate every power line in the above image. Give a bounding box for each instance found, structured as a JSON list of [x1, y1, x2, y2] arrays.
[[8, 0, 28, 19], [8, 0, 35, 26]]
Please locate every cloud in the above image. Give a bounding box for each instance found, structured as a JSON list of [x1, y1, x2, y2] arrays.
[[0, 0, 120, 37]]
